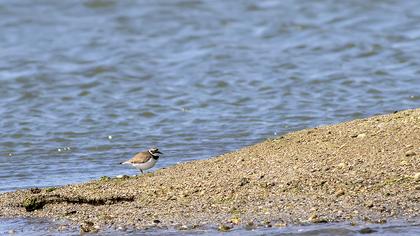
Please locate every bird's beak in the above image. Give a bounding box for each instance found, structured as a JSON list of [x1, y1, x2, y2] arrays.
[[157, 151, 163, 154]]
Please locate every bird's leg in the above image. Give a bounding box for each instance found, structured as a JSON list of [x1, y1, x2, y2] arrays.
[[140, 169, 144, 175]]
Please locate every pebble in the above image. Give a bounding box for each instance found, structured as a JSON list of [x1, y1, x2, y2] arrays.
[[405, 150, 416, 157], [274, 222, 287, 227], [308, 214, 318, 221], [7, 229, 16, 234], [80, 221, 98, 233], [23, 196, 44, 212], [230, 216, 241, 224], [64, 210, 77, 216], [309, 214, 328, 223], [30, 188, 41, 194], [260, 220, 272, 227], [178, 225, 189, 230], [365, 201, 374, 208], [218, 224, 232, 232], [337, 163, 346, 168], [116, 175, 129, 179], [239, 177, 250, 186], [244, 222, 256, 230], [335, 189, 345, 197], [413, 172, 420, 181], [359, 227, 377, 234], [100, 176, 111, 181], [357, 133, 367, 138], [45, 187, 57, 193]]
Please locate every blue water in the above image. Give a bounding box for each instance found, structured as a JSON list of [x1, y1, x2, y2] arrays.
[[0, 0, 419, 234]]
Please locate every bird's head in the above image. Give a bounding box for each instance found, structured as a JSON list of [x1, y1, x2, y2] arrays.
[[149, 147, 162, 156]]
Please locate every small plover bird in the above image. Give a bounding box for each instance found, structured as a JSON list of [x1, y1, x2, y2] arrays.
[[120, 148, 162, 174]]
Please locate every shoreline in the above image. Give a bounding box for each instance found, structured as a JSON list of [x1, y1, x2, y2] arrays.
[[1, 109, 419, 232]]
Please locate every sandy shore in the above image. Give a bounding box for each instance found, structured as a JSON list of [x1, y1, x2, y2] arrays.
[[1, 109, 419, 232]]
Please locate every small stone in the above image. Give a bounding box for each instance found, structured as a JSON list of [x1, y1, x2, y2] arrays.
[[239, 177, 250, 186], [309, 214, 328, 223], [405, 150, 416, 157], [22, 197, 44, 212], [261, 220, 272, 227], [230, 216, 241, 224], [315, 218, 328, 223], [365, 201, 374, 208], [100, 176, 111, 181], [7, 229, 16, 234], [359, 227, 377, 234], [64, 210, 77, 216], [178, 225, 188, 230], [357, 133, 366, 138], [413, 172, 420, 181], [337, 163, 346, 168], [244, 221, 256, 230], [319, 180, 327, 186], [116, 175, 130, 179], [80, 221, 98, 233], [30, 188, 41, 194], [218, 224, 231, 232], [274, 222, 287, 227], [153, 219, 160, 224], [335, 189, 345, 197], [377, 219, 387, 224], [309, 214, 318, 221], [45, 187, 57, 193]]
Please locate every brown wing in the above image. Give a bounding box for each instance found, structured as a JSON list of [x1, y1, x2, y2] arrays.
[[125, 151, 152, 164]]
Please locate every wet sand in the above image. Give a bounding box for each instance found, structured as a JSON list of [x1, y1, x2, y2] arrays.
[[0, 109, 419, 232]]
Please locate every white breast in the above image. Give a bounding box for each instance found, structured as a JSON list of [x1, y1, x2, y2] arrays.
[[133, 158, 157, 171]]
